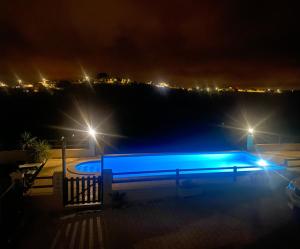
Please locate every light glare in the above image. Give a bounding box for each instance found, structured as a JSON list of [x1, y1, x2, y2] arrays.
[[248, 128, 254, 134], [88, 126, 96, 138], [257, 159, 268, 167]]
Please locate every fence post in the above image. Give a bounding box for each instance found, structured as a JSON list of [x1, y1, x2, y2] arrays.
[[70, 178, 74, 205], [103, 169, 113, 207], [100, 154, 104, 205], [233, 166, 237, 182], [76, 178, 80, 203], [61, 137, 67, 205], [176, 169, 180, 197], [53, 172, 64, 210], [92, 176, 96, 202], [61, 137, 66, 177], [89, 137, 96, 156]]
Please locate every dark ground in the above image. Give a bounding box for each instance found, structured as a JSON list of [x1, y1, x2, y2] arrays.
[[1, 84, 300, 153], [2, 84, 300, 248], [12, 171, 300, 249]]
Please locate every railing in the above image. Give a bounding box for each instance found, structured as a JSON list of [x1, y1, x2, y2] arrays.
[[112, 165, 265, 184], [254, 132, 300, 144], [20, 162, 46, 192], [63, 176, 102, 206], [284, 158, 300, 167]]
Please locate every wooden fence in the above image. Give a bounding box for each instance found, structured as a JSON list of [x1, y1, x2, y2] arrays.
[[63, 176, 102, 206]]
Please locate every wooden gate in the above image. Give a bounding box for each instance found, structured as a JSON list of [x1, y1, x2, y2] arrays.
[[63, 176, 102, 206]]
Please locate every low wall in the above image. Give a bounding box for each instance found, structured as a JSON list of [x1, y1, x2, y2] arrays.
[[0, 150, 29, 164], [49, 148, 94, 159], [255, 143, 300, 152], [0, 148, 95, 164]]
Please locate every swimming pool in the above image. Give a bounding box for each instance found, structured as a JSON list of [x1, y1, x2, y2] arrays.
[[74, 151, 283, 178]]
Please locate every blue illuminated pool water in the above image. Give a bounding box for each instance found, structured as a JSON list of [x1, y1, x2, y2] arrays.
[[75, 151, 283, 178]]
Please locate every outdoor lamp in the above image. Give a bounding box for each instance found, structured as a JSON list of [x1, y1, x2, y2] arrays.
[[247, 127, 254, 151], [248, 128, 254, 134], [88, 126, 96, 139]]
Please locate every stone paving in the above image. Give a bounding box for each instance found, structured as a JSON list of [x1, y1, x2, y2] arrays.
[[15, 196, 105, 249], [101, 179, 297, 249]]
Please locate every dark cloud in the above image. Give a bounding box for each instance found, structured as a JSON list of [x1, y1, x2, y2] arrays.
[[1, 0, 300, 86]]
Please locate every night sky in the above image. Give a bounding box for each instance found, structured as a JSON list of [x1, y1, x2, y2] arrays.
[[1, 0, 300, 87]]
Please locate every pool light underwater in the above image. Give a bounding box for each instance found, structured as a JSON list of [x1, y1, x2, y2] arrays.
[[256, 159, 268, 167]]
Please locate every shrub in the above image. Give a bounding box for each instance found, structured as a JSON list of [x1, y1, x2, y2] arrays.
[[20, 132, 51, 163], [20, 132, 36, 151], [32, 140, 51, 163]]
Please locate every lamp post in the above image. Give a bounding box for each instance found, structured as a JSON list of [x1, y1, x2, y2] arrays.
[[88, 126, 97, 156], [61, 136, 67, 206], [87, 126, 104, 205], [100, 136, 104, 205], [246, 128, 254, 151], [61, 136, 67, 177]]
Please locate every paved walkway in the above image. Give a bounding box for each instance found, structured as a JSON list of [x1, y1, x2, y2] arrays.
[[15, 194, 105, 249], [101, 177, 297, 249], [27, 157, 99, 196], [48, 211, 105, 249], [41, 157, 99, 177]]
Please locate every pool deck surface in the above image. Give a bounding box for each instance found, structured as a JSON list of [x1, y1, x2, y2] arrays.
[[16, 150, 300, 249]]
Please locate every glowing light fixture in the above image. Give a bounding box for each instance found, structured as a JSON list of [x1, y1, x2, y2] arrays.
[[256, 159, 268, 167], [248, 128, 254, 134], [88, 126, 96, 138]]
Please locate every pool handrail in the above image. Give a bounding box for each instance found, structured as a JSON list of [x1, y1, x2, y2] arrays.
[[110, 164, 283, 184], [112, 165, 265, 176]]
